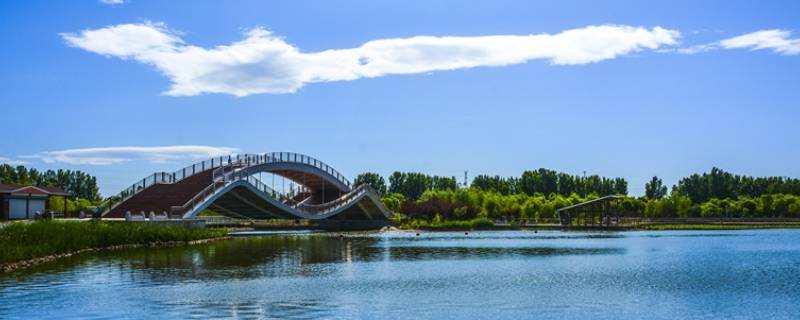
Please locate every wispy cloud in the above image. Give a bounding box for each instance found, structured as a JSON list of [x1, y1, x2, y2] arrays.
[[668, 29, 800, 56], [61, 23, 680, 96], [99, 0, 127, 5], [0, 157, 28, 166], [671, 44, 716, 55], [718, 29, 800, 55], [22, 145, 239, 165]]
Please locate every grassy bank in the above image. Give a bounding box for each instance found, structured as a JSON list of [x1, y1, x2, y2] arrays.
[[0, 220, 227, 264], [639, 223, 800, 230], [400, 217, 495, 230], [396, 217, 800, 231]]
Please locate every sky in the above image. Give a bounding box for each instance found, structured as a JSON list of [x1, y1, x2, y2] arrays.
[[1, 0, 799, 197]]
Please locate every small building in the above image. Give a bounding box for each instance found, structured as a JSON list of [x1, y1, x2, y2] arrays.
[[0, 184, 70, 220]]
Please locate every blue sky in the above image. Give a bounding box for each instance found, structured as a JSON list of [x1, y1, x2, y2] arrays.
[[1, 0, 799, 196]]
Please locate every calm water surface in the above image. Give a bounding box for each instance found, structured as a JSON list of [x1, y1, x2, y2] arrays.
[[2, 229, 800, 319]]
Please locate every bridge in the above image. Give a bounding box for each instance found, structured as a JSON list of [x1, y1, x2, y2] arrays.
[[102, 153, 392, 227]]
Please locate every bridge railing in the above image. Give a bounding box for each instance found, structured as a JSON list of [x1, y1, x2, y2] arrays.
[[102, 156, 237, 213], [213, 152, 352, 191], [267, 152, 351, 189], [244, 176, 371, 215], [243, 175, 302, 206], [294, 184, 372, 214], [170, 180, 226, 218], [104, 152, 353, 216], [220, 165, 311, 199], [174, 171, 371, 218], [173, 169, 299, 217]]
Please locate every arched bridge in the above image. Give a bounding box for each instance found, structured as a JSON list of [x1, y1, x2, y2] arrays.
[[102, 153, 392, 224]]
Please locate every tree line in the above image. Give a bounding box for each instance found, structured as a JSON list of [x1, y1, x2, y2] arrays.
[[670, 167, 800, 203], [355, 168, 628, 200], [471, 169, 627, 196], [0, 164, 101, 200], [398, 189, 800, 222], [380, 172, 458, 200], [354, 167, 800, 220]]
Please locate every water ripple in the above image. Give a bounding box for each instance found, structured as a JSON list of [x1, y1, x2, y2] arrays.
[[2, 230, 800, 320]]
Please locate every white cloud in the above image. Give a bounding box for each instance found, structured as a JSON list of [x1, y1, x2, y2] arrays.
[[672, 44, 716, 55], [718, 29, 800, 55], [667, 29, 800, 56], [99, 0, 127, 5], [61, 23, 680, 96], [23, 145, 239, 165], [0, 157, 28, 166]]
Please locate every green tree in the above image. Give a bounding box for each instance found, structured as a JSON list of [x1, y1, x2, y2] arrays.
[[432, 176, 458, 191], [381, 193, 405, 213], [388, 172, 433, 200], [354, 172, 387, 195], [700, 199, 723, 217], [644, 176, 668, 200], [471, 175, 515, 195], [613, 177, 628, 195]]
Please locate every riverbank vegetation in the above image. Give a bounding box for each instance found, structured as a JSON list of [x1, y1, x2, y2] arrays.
[[639, 223, 800, 231], [400, 216, 495, 230], [0, 220, 227, 264], [354, 168, 800, 227]]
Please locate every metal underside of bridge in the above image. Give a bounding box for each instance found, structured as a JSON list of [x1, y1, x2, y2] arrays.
[[102, 153, 392, 224]]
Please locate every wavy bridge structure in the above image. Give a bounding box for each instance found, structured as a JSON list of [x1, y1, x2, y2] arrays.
[[102, 153, 392, 227]]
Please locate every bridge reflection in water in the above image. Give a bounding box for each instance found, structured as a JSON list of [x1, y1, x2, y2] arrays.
[[102, 153, 392, 227]]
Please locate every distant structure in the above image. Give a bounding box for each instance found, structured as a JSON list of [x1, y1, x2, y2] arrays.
[[556, 195, 622, 227], [0, 184, 70, 220], [102, 153, 392, 227]]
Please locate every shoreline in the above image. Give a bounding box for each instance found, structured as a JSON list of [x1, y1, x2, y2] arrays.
[[0, 236, 232, 273], [6, 223, 800, 273], [402, 222, 800, 232]]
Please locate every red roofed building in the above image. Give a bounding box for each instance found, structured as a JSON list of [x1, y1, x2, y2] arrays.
[[0, 184, 70, 220]]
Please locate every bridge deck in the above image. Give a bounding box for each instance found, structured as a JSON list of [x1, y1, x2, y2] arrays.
[[102, 153, 392, 223]]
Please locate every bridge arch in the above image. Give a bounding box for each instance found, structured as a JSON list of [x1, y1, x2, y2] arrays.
[[181, 179, 385, 220], [101, 152, 391, 225]]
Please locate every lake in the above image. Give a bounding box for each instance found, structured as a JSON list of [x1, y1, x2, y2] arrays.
[[2, 229, 800, 319]]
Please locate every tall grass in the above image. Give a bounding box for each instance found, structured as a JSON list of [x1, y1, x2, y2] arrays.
[[0, 220, 227, 264]]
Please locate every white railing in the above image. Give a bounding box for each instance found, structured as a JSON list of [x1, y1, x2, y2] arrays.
[[215, 152, 352, 189], [171, 172, 373, 218], [103, 152, 352, 215], [102, 156, 236, 212]]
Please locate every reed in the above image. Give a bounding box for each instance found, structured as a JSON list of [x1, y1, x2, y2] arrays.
[[0, 220, 227, 264]]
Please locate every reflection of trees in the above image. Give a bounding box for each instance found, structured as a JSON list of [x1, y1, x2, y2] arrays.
[[101, 235, 383, 282], [383, 246, 624, 261], [2, 234, 626, 285], [158, 299, 336, 319]]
